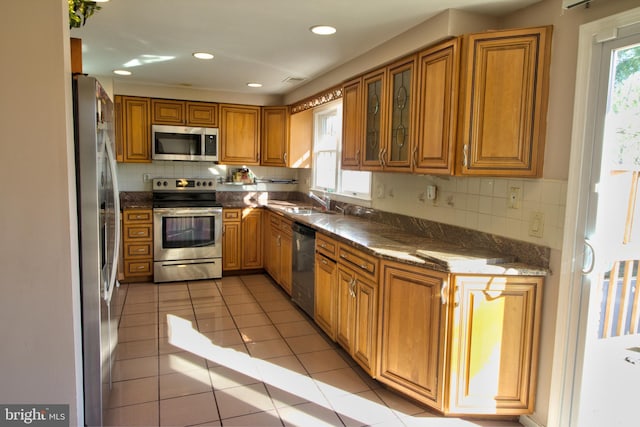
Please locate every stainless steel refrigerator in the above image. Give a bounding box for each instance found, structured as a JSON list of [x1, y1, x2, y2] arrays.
[[73, 75, 121, 426]]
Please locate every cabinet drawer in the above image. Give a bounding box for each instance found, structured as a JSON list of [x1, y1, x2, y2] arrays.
[[125, 260, 152, 276], [124, 210, 152, 222], [224, 209, 242, 221], [125, 242, 152, 258], [316, 234, 337, 259], [338, 244, 378, 280], [125, 224, 152, 240]]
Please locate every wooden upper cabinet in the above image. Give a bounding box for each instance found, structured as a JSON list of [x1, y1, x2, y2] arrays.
[[361, 69, 387, 170], [186, 101, 218, 127], [151, 99, 218, 127], [383, 55, 416, 171], [151, 99, 185, 125], [261, 106, 289, 167], [414, 38, 460, 175], [219, 104, 261, 165], [341, 78, 362, 170], [116, 95, 151, 163], [457, 26, 552, 177], [447, 275, 542, 415], [288, 108, 312, 169]]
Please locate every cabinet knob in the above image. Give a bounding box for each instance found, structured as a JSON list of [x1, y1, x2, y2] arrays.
[[463, 144, 469, 168]]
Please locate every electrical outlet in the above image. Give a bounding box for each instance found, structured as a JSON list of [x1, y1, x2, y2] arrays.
[[508, 186, 521, 209], [376, 183, 385, 199], [143, 173, 151, 182], [529, 211, 545, 238]]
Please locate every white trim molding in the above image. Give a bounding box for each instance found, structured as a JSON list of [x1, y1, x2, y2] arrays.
[[547, 6, 640, 427]]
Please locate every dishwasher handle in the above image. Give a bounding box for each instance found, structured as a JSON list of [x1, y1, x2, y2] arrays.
[[292, 222, 316, 237]]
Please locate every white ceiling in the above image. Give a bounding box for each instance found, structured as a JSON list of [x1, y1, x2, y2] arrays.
[[71, 0, 542, 96]]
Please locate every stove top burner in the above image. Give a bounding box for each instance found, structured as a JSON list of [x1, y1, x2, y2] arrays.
[[152, 178, 222, 208]]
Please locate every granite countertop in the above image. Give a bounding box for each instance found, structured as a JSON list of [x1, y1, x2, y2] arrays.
[[118, 192, 548, 276], [263, 200, 549, 276]]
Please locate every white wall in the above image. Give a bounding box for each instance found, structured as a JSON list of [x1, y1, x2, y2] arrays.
[[0, 0, 83, 425]]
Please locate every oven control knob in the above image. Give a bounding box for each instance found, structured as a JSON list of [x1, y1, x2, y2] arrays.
[[208, 181, 213, 187], [197, 181, 201, 186], [163, 181, 168, 187]]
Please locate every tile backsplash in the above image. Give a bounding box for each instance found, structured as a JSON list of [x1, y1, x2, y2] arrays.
[[117, 162, 565, 250], [369, 173, 566, 250]]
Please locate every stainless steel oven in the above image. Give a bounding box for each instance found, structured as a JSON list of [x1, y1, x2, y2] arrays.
[[153, 178, 222, 282]]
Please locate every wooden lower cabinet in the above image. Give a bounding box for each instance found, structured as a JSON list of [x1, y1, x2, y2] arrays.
[[222, 209, 242, 272], [241, 209, 263, 269], [336, 263, 378, 376], [121, 209, 153, 282], [264, 212, 293, 294], [447, 275, 542, 415], [314, 252, 337, 339], [377, 260, 543, 416], [222, 208, 262, 272], [377, 262, 449, 409]]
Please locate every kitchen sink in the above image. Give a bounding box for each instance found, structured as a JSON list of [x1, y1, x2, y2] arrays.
[[285, 206, 315, 215]]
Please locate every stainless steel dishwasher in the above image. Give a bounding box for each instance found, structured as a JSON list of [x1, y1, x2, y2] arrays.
[[291, 222, 316, 318]]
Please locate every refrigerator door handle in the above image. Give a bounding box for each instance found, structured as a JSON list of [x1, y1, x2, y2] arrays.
[[103, 136, 121, 303]]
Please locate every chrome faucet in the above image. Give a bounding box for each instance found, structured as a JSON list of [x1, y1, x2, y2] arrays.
[[309, 191, 330, 211]]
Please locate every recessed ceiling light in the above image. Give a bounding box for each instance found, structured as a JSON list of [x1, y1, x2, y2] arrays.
[[193, 52, 214, 60], [310, 25, 336, 35], [113, 69, 131, 76], [247, 82, 262, 88], [94, 0, 110, 3]]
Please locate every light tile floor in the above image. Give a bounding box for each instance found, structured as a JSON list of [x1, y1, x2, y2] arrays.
[[106, 274, 523, 427]]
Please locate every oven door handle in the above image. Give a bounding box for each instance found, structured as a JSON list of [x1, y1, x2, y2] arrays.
[[153, 207, 222, 216]]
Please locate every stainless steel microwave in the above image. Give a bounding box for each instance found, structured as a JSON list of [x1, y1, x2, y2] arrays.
[[152, 124, 218, 162]]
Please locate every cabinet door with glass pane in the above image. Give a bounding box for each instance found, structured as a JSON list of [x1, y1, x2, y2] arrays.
[[361, 69, 386, 171], [384, 56, 416, 171]]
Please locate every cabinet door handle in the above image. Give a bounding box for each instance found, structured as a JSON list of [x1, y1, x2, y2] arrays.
[[463, 144, 469, 168], [349, 278, 356, 297], [321, 258, 328, 265], [359, 263, 368, 271], [441, 279, 449, 305], [412, 146, 418, 169], [283, 152, 288, 164], [355, 149, 360, 166]]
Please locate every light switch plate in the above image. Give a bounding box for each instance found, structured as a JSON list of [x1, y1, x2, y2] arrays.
[[529, 211, 545, 238]]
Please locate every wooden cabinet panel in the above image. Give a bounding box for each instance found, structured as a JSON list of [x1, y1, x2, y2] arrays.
[[261, 106, 289, 167], [341, 78, 362, 170], [315, 252, 337, 340], [118, 96, 151, 163], [151, 99, 185, 125], [264, 213, 293, 294], [378, 262, 449, 408], [447, 275, 542, 415], [122, 208, 153, 281], [223, 220, 241, 271], [241, 209, 263, 269], [352, 275, 377, 373], [186, 101, 218, 127], [415, 38, 460, 175], [220, 104, 261, 165], [458, 26, 551, 177], [384, 55, 416, 171], [336, 266, 355, 353], [288, 108, 312, 168], [280, 230, 293, 295]]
